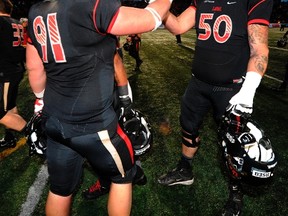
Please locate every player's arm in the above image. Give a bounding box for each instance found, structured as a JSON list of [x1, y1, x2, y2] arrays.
[[114, 52, 133, 117], [26, 43, 46, 112], [26, 43, 46, 95], [114, 52, 128, 87], [246, 24, 269, 77], [110, 0, 171, 35], [163, 6, 196, 35], [228, 24, 269, 115]]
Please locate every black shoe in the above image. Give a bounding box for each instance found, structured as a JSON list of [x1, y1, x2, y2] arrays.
[[82, 180, 110, 200], [158, 160, 194, 186], [0, 137, 16, 148], [133, 165, 147, 186], [222, 189, 243, 216]]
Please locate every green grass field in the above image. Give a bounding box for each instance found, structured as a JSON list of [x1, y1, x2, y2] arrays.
[[0, 28, 287, 216]]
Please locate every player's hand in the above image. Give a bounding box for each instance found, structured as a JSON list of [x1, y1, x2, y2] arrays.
[[34, 98, 44, 113], [119, 96, 135, 120], [228, 94, 253, 115], [228, 72, 262, 115], [224, 103, 249, 134]]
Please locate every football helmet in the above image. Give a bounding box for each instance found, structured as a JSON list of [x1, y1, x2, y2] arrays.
[[26, 111, 47, 156], [123, 42, 130, 52], [218, 112, 277, 185], [277, 37, 287, 48], [119, 110, 152, 156]]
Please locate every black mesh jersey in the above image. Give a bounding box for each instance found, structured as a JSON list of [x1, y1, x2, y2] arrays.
[[0, 16, 25, 81], [190, 0, 273, 85], [27, 0, 121, 135]]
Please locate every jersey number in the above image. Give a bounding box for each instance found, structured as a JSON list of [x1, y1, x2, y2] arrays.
[[12, 23, 24, 47], [198, 13, 232, 43], [33, 13, 66, 63]]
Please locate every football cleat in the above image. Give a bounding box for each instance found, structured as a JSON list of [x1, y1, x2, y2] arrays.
[[158, 160, 194, 186]]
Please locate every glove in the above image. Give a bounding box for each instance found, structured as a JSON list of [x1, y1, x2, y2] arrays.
[[118, 82, 135, 119], [228, 72, 262, 115], [119, 95, 135, 119], [34, 98, 44, 113]]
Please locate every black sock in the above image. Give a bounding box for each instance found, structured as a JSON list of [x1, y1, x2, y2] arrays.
[[181, 154, 193, 166]]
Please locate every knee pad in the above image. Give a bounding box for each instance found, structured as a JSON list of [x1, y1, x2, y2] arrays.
[[181, 130, 200, 148]]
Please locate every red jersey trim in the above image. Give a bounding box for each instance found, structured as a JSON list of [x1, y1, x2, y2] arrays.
[[248, 0, 266, 15], [117, 124, 134, 163], [107, 9, 120, 34], [248, 19, 269, 26], [93, 0, 106, 35]]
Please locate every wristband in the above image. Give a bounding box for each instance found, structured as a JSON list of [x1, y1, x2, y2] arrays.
[[149, 0, 173, 3], [118, 85, 129, 99], [241, 72, 262, 93], [34, 89, 45, 99], [145, 7, 162, 31]]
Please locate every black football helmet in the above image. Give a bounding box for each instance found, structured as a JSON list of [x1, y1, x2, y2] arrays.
[[277, 37, 287, 48], [119, 110, 152, 156], [218, 111, 277, 185], [123, 42, 130, 52], [26, 111, 47, 156]]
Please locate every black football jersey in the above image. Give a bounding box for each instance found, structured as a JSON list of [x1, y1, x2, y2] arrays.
[[0, 16, 25, 81], [27, 0, 121, 135], [190, 0, 273, 85]]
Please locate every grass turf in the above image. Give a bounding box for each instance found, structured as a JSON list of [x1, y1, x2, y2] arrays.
[[0, 28, 287, 216]]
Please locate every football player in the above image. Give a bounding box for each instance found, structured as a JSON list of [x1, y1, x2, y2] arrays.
[[126, 34, 143, 71], [0, 0, 27, 148], [157, 0, 273, 215], [82, 51, 149, 200], [26, 0, 171, 215]]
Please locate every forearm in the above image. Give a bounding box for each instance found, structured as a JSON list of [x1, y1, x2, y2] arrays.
[[114, 52, 128, 87], [111, 0, 171, 35], [163, 7, 196, 35], [247, 24, 269, 77]]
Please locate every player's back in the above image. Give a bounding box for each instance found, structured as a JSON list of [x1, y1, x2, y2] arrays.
[[27, 0, 121, 133], [0, 16, 25, 79]]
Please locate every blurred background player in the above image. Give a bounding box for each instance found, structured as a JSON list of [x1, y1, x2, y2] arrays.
[[0, 0, 27, 148], [126, 34, 143, 71]]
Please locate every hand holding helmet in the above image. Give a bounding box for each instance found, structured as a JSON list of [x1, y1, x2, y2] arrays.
[[218, 111, 278, 185], [228, 72, 262, 115], [118, 82, 135, 119], [119, 109, 152, 156]]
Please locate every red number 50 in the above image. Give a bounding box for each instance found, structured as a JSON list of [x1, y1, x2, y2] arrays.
[[198, 13, 232, 44]]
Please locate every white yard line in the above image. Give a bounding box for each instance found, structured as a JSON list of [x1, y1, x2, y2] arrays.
[[19, 163, 48, 216]]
